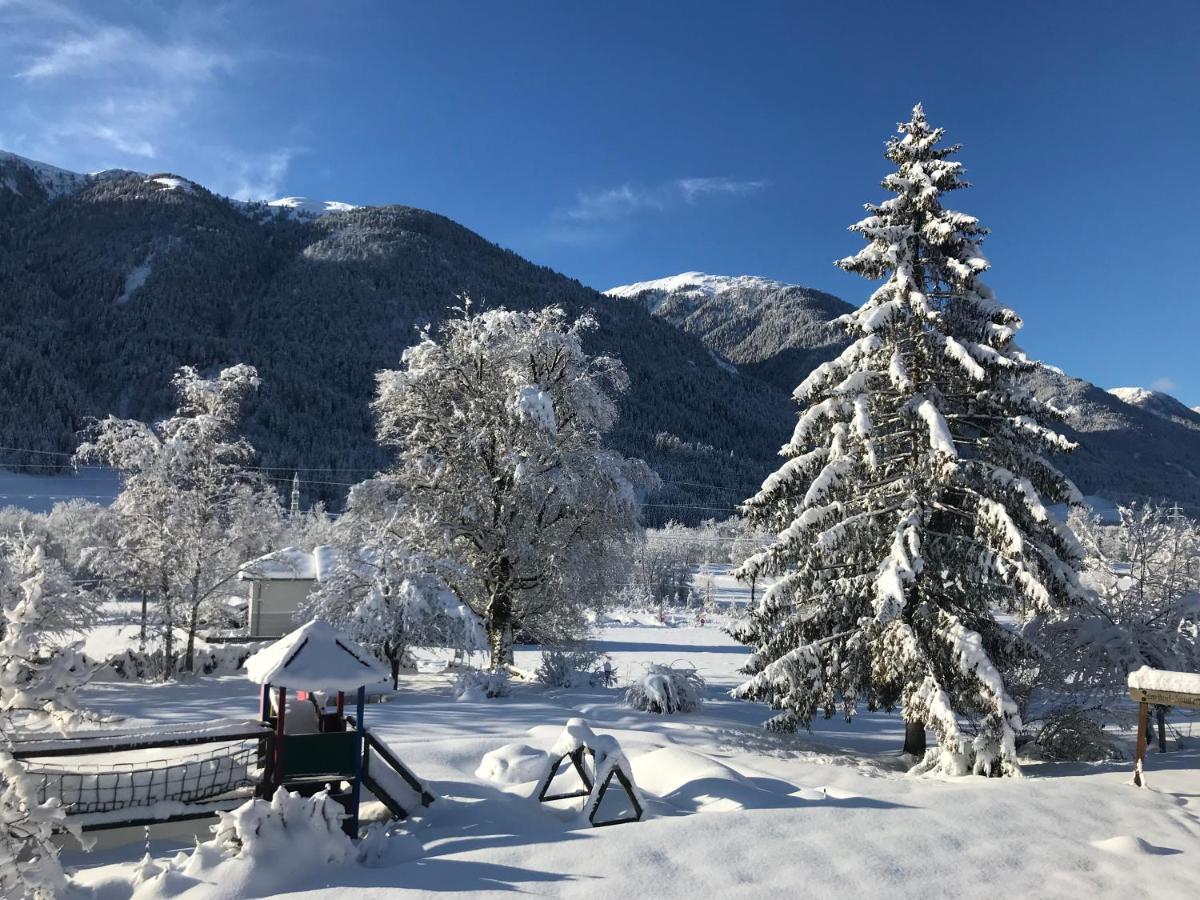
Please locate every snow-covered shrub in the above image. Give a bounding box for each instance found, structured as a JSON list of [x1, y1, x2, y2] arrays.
[[453, 668, 511, 701], [1026, 710, 1123, 762], [210, 787, 355, 864], [101, 641, 266, 682], [0, 536, 98, 733], [0, 749, 77, 899], [535, 648, 612, 689], [624, 663, 705, 714]]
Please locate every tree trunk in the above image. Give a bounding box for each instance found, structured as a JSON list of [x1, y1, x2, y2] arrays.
[[184, 565, 203, 673], [138, 588, 148, 650], [388, 645, 401, 689], [487, 557, 515, 670], [1156, 706, 1168, 753], [185, 603, 200, 674], [903, 719, 928, 757], [488, 591, 514, 670], [160, 570, 175, 680]]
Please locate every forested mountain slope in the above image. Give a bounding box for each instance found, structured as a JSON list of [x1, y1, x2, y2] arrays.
[[0, 155, 791, 521]]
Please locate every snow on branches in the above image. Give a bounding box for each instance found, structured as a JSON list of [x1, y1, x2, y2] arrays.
[[732, 105, 1088, 776], [303, 502, 486, 686], [371, 303, 657, 669], [76, 364, 284, 677], [0, 534, 98, 734]]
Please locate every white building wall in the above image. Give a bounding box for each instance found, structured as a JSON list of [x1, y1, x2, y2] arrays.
[[248, 579, 317, 638]]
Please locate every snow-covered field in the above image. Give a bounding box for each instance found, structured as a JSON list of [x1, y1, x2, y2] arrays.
[[67, 617, 1200, 898]]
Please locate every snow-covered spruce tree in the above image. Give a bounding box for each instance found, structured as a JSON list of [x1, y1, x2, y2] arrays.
[[303, 488, 486, 686], [732, 105, 1089, 776], [373, 303, 655, 669], [0, 534, 98, 734], [77, 365, 284, 676]]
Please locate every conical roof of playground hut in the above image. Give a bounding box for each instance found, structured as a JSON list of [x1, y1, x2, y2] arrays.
[[244, 619, 390, 692]]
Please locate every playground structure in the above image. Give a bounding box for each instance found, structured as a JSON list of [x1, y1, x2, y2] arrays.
[[8, 620, 433, 837], [1128, 665, 1200, 787], [534, 718, 643, 827]]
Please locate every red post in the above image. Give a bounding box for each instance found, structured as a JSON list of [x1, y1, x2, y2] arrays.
[[273, 685, 287, 787]]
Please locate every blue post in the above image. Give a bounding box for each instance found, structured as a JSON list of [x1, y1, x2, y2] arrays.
[[350, 685, 365, 837]]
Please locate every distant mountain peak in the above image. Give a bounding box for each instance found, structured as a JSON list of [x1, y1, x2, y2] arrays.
[[1108, 386, 1200, 430], [605, 271, 790, 301], [0, 148, 356, 217]]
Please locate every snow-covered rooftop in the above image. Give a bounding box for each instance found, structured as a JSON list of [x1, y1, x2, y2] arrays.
[[243, 619, 390, 691], [238, 545, 348, 582]]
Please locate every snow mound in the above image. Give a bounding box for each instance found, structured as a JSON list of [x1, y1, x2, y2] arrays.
[[631, 747, 792, 813], [475, 743, 549, 785], [1091, 835, 1180, 856], [127, 788, 364, 899]]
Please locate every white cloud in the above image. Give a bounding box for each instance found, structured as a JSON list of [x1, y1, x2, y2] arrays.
[[216, 148, 302, 201], [1150, 376, 1178, 393], [16, 25, 233, 81], [0, 1, 246, 172], [555, 176, 768, 231], [675, 176, 769, 202]]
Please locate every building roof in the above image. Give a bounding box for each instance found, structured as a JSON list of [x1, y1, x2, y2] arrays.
[[237, 545, 347, 582], [243, 619, 391, 691]]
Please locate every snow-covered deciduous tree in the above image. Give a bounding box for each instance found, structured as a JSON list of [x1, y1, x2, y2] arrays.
[[1024, 502, 1200, 748], [732, 105, 1089, 776], [304, 491, 486, 686], [77, 365, 284, 676], [372, 303, 655, 669]]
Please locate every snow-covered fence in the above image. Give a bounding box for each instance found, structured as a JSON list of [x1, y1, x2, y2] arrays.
[[1127, 666, 1200, 787], [7, 720, 274, 825]]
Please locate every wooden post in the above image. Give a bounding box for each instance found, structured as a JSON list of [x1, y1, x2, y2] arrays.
[[336, 691, 345, 717], [1132, 700, 1148, 787], [349, 685, 366, 837], [274, 685, 287, 787], [259, 682, 270, 721]]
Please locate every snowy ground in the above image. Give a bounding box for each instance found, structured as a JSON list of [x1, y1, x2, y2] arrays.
[[67, 617, 1200, 898]]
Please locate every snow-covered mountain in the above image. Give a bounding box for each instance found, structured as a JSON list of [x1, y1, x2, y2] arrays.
[[1108, 387, 1200, 431], [0, 150, 354, 218], [606, 272, 851, 389]]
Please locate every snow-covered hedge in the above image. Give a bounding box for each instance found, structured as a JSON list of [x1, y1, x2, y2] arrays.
[[100, 642, 266, 681], [624, 663, 704, 714], [453, 668, 511, 701]]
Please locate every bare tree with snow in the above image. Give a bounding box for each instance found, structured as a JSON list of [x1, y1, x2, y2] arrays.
[[303, 489, 486, 686], [1024, 502, 1200, 750], [732, 105, 1090, 776], [77, 365, 284, 676], [372, 303, 655, 669]]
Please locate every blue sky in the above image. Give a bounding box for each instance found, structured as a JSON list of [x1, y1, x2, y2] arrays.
[[1, 1, 1197, 404]]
